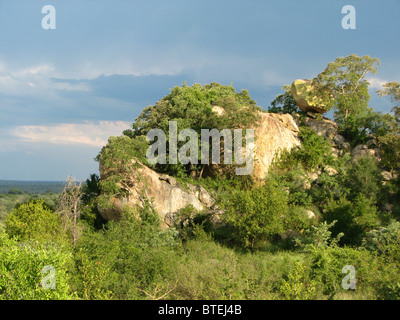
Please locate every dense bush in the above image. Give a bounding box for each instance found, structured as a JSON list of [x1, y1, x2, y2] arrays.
[[308, 245, 378, 297], [95, 135, 149, 211], [0, 231, 75, 299], [268, 89, 299, 114], [273, 126, 334, 172], [279, 261, 317, 300], [71, 212, 180, 300], [222, 178, 288, 248], [345, 156, 383, 203], [4, 199, 67, 244], [124, 82, 261, 178], [324, 194, 380, 246]]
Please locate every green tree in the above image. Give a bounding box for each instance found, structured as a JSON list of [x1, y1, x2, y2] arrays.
[[345, 156, 383, 203], [324, 194, 380, 246], [223, 178, 288, 248], [96, 135, 150, 211], [4, 199, 65, 243], [273, 126, 334, 172], [125, 82, 261, 178], [337, 107, 394, 146], [268, 86, 299, 114], [312, 54, 380, 121], [80, 173, 106, 230], [0, 231, 75, 300], [378, 81, 400, 108], [377, 81, 400, 171]]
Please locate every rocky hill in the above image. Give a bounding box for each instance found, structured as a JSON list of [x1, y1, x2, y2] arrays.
[[96, 106, 393, 228]]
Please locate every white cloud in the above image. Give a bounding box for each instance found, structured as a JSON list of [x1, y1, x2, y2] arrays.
[[0, 61, 91, 97], [366, 77, 388, 90], [9, 121, 131, 148]]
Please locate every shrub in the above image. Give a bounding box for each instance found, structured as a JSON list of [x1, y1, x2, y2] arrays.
[[279, 261, 317, 300], [309, 171, 350, 206], [172, 205, 212, 243], [308, 246, 377, 297], [125, 82, 261, 178], [222, 178, 288, 248], [324, 194, 380, 246], [269, 169, 313, 208], [362, 221, 400, 262], [268, 90, 299, 114], [294, 220, 343, 251], [71, 214, 180, 300], [4, 199, 67, 244], [282, 206, 316, 237], [95, 135, 149, 210], [345, 156, 383, 203], [0, 231, 75, 300], [273, 126, 334, 172], [377, 282, 400, 300]]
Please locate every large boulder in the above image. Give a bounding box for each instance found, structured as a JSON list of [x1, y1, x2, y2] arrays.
[[210, 106, 301, 181], [351, 144, 381, 162], [302, 116, 338, 140], [252, 112, 301, 180], [98, 162, 215, 227], [291, 79, 332, 114]]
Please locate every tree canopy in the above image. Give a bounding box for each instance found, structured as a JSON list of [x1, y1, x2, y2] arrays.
[[123, 82, 261, 178], [312, 54, 380, 120]]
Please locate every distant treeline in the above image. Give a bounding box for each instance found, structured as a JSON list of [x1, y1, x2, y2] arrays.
[[0, 180, 65, 194]]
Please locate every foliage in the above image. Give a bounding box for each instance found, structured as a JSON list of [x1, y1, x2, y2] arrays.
[[0, 231, 75, 299], [222, 178, 288, 248], [125, 82, 261, 178], [95, 135, 149, 210], [71, 212, 180, 300], [129, 82, 259, 138], [0, 191, 59, 225], [378, 81, 400, 107], [312, 54, 380, 120], [376, 282, 400, 300], [337, 107, 395, 147], [282, 206, 316, 239], [323, 194, 380, 246], [362, 221, 400, 256], [170, 239, 305, 300], [270, 168, 314, 207], [279, 261, 317, 300], [80, 174, 106, 230], [379, 133, 400, 172], [268, 88, 299, 114], [309, 170, 350, 206], [273, 126, 334, 172], [4, 199, 67, 244], [308, 245, 378, 297], [345, 156, 383, 203], [172, 205, 212, 243], [294, 220, 343, 251]]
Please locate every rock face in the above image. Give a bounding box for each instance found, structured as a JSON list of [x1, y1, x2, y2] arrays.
[[98, 162, 215, 227], [252, 112, 301, 181], [303, 116, 338, 139], [351, 144, 381, 162]]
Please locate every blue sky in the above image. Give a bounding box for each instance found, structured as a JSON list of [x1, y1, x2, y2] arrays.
[[0, 0, 399, 181]]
